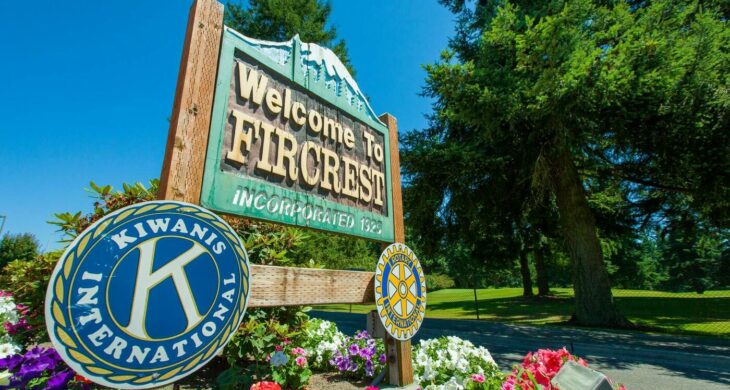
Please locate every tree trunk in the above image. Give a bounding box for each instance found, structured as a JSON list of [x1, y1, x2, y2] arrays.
[[519, 250, 534, 297], [534, 246, 550, 296], [550, 147, 630, 327]]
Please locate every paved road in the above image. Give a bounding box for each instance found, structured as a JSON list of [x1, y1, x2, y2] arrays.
[[311, 311, 730, 390]]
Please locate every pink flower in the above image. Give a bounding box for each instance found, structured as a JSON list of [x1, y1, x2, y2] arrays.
[[501, 376, 516, 390], [504, 348, 594, 390], [471, 373, 485, 383], [291, 347, 305, 356], [275, 345, 282, 352], [15, 304, 29, 315], [283, 338, 291, 345], [295, 356, 307, 367], [365, 387, 379, 390]]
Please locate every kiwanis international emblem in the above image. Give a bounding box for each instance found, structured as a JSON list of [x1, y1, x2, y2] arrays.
[[374, 243, 426, 340], [45, 201, 250, 389]]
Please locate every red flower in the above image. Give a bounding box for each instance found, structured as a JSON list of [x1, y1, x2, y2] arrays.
[[250, 381, 282, 390], [505, 348, 591, 390], [74, 375, 92, 384]]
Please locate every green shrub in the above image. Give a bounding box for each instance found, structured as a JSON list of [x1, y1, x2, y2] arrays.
[[426, 273, 455, 291], [0, 251, 61, 343], [300, 319, 346, 371], [218, 307, 312, 389], [0, 233, 39, 271], [51, 180, 158, 242]]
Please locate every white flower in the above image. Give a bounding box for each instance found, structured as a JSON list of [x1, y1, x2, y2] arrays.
[[0, 370, 12, 386], [442, 377, 463, 390], [0, 343, 20, 359], [413, 336, 500, 390]]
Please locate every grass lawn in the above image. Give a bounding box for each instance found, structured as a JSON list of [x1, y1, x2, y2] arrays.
[[313, 288, 730, 338]]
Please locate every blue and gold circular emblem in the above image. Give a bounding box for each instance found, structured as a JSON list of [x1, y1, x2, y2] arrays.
[[45, 201, 250, 389], [374, 243, 426, 340]]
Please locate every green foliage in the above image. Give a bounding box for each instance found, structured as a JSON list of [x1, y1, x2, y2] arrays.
[[0, 233, 39, 270], [290, 231, 380, 270], [220, 308, 312, 389], [427, 273, 456, 291], [50, 180, 158, 242], [659, 214, 729, 293], [0, 251, 61, 342], [403, 0, 730, 325], [228, 218, 311, 267], [270, 343, 312, 390], [226, 0, 355, 76]]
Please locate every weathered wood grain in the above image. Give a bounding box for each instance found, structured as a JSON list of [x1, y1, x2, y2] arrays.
[[379, 113, 414, 386], [158, 0, 224, 203], [248, 265, 375, 307]]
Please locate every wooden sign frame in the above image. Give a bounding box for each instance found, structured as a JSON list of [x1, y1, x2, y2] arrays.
[[158, 0, 413, 385]]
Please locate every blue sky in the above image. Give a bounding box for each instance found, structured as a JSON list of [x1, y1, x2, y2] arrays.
[[0, 1, 454, 250]]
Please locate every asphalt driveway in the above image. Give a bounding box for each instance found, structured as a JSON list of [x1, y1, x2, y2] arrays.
[[311, 311, 730, 390]]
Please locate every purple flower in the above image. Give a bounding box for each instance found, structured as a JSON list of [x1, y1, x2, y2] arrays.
[[379, 353, 387, 364], [18, 359, 51, 380], [47, 369, 74, 390], [4, 317, 32, 335], [365, 359, 374, 377], [359, 346, 375, 359], [332, 355, 351, 372], [0, 354, 22, 371], [355, 330, 370, 340], [23, 346, 45, 360], [347, 360, 358, 372], [348, 344, 360, 356]]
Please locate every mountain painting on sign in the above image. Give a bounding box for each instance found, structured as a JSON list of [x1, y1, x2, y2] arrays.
[[201, 28, 395, 242]]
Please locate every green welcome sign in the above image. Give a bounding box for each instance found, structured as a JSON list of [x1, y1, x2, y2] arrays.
[[201, 28, 395, 242]]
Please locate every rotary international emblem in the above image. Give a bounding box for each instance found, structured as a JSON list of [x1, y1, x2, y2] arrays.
[[45, 201, 250, 389], [374, 243, 426, 340]]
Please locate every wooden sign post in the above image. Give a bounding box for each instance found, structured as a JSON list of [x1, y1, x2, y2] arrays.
[[379, 114, 414, 385], [158, 0, 414, 386]]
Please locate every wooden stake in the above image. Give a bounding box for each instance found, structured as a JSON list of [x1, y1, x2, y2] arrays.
[[158, 0, 224, 202], [379, 113, 414, 386]]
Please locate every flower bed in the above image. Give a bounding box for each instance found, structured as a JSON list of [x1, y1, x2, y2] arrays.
[[0, 291, 28, 359], [413, 336, 503, 389], [0, 285, 627, 390]]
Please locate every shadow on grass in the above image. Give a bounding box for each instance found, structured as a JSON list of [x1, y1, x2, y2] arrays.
[[425, 293, 730, 337], [616, 296, 730, 328], [426, 294, 574, 323]]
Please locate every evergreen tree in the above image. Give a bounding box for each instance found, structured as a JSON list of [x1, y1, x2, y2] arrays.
[[226, 0, 355, 75], [403, 0, 729, 326], [0, 233, 40, 270]]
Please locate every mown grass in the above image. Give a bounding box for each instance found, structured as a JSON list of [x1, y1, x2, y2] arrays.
[[313, 288, 730, 337]]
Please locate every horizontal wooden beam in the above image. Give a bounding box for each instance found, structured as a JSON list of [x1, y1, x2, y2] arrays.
[[248, 265, 375, 307]]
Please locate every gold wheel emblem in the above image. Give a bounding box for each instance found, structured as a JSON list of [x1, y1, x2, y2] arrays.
[[374, 243, 427, 340]]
